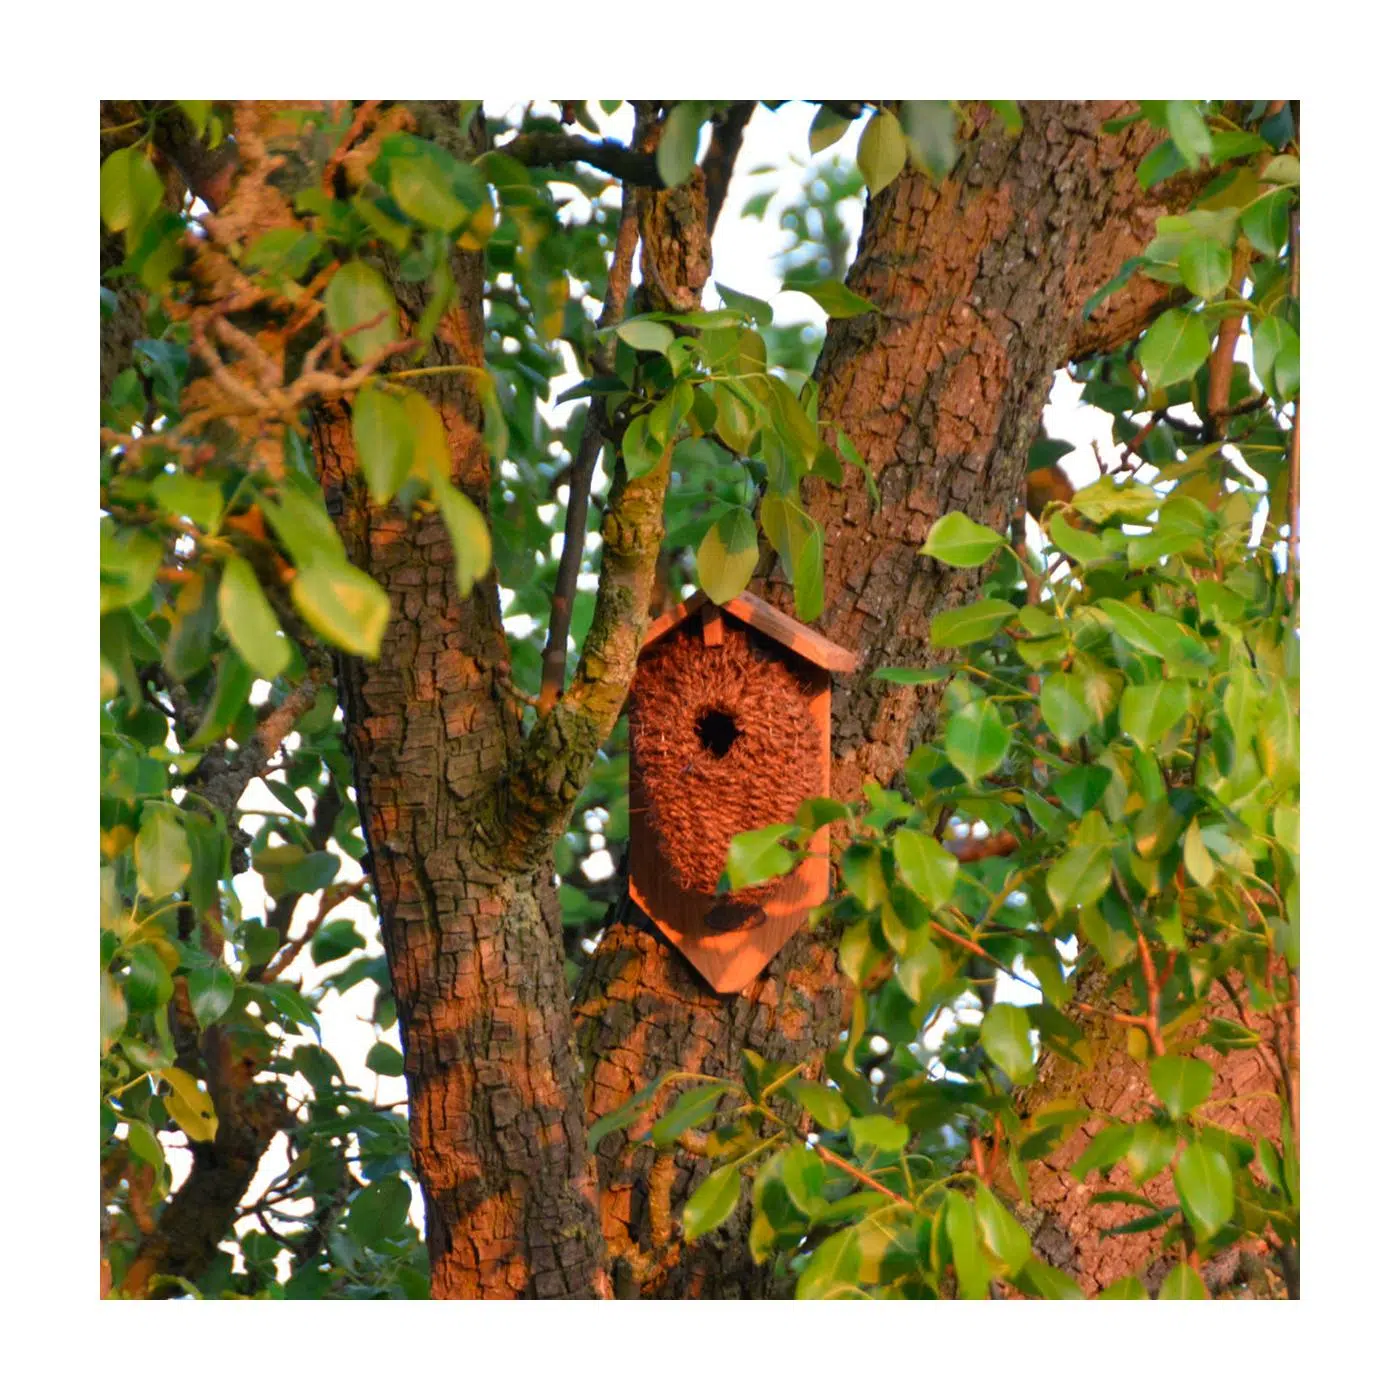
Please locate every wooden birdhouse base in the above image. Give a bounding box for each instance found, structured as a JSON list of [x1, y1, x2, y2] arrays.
[[627, 591, 856, 995]]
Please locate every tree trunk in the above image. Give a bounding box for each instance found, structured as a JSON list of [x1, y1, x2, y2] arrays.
[[312, 266, 612, 1297], [575, 101, 1185, 1299], [314, 105, 720, 1297]]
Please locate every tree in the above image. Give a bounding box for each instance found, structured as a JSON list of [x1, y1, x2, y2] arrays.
[[100, 99, 1299, 1300]]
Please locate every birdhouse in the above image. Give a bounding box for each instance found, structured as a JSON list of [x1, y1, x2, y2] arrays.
[[627, 590, 857, 994]]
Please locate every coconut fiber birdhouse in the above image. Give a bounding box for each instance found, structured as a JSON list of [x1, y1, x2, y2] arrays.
[[627, 590, 857, 994]]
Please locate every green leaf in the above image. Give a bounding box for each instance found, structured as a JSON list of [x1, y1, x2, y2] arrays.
[[944, 1191, 990, 1299], [779, 1145, 826, 1216], [809, 105, 853, 154], [218, 556, 292, 680], [848, 1115, 909, 1156], [262, 488, 345, 566], [388, 152, 471, 232], [780, 278, 878, 319], [1119, 680, 1190, 748], [726, 823, 799, 890], [857, 111, 907, 195], [353, 385, 415, 505], [1137, 139, 1186, 190], [310, 919, 366, 965], [652, 1083, 728, 1147], [616, 315, 675, 353], [1164, 101, 1212, 167], [1040, 672, 1095, 745], [188, 963, 235, 1029], [989, 101, 1023, 135], [696, 508, 759, 605], [587, 1077, 665, 1151], [715, 282, 774, 327], [433, 478, 492, 595], [100, 146, 164, 236], [1253, 315, 1300, 402], [1178, 237, 1232, 299], [1124, 1120, 1177, 1184], [657, 102, 706, 187], [900, 101, 959, 179], [325, 261, 399, 365], [974, 1184, 1032, 1275], [126, 942, 175, 1014], [759, 494, 818, 595], [1099, 1274, 1150, 1299], [1183, 819, 1216, 887], [149, 470, 220, 529], [1046, 831, 1112, 916], [795, 1224, 867, 1299], [1019, 1259, 1085, 1299], [1051, 764, 1111, 818], [892, 827, 957, 910], [100, 521, 163, 614], [944, 699, 1011, 783], [283, 850, 341, 894], [981, 1003, 1035, 1085], [841, 842, 886, 908], [135, 806, 191, 901], [1150, 1055, 1214, 1118], [1139, 309, 1211, 389], [1241, 187, 1293, 257], [366, 1041, 405, 1077], [781, 1078, 851, 1132], [292, 560, 390, 659], [621, 412, 664, 478], [1099, 599, 1208, 667], [1158, 1262, 1208, 1300], [1072, 1124, 1134, 1181], [1047, 510, 1115, 564], [1083, 256, 1145, 323], [929, 598, 1016, 648], [682, 1163, 742, 1241], [1174, 1142, 1234, 1239], [873, 666, 952, 686], [795, 797, 849, 832], [920, 511, 1004, 567], [793, 524, 824, 623], [347, 1176, 411, 1247]]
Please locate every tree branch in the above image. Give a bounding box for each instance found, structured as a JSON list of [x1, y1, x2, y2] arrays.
[[497, 129, 663, 187], [501, 111, 712, 868], [537, 186, 640, 712], [702, 101, 756, 234]]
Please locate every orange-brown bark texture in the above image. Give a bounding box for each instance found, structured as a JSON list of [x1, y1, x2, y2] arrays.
[[316, 112, 714, 1298], [574, 102, 1192, 1298], [321, 398, 610, 1298], [306, 104, 613, 1299]]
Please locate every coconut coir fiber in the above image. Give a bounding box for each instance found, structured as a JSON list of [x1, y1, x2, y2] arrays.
[[630, 623, 823, 898]]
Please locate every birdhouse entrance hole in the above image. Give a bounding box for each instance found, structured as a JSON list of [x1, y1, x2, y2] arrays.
[[696, 708, 740, 759]]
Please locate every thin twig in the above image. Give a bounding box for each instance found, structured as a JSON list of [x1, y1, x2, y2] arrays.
[[537, 186, 641, 713]]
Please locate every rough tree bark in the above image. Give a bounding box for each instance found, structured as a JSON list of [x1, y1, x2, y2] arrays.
[[312, 106, 718, 1297], [574, 101, 1197, 1299]]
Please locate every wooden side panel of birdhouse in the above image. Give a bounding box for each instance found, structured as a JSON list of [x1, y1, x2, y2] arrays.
[[629, 677, 833, 994]]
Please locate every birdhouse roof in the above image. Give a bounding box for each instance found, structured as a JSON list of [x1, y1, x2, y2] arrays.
[[641, 591, 858, 673]]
